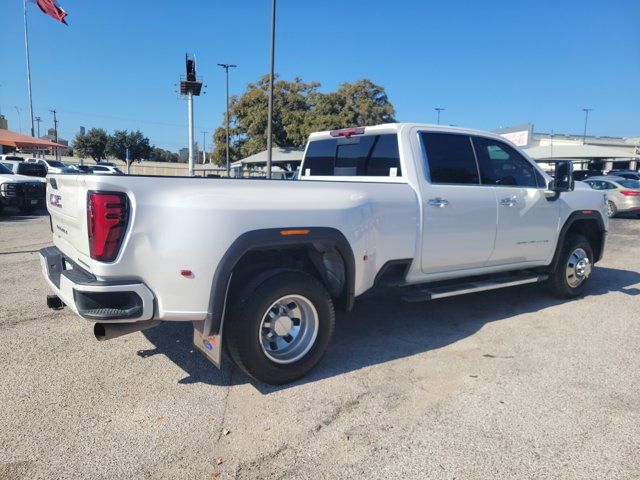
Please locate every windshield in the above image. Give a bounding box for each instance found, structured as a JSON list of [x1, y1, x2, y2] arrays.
[[48, 160, 66, 168], [618, 179, 640, 189], [0, 163, 14, 175]]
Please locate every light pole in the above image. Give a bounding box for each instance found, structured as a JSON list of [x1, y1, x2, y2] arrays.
[[266, 0, 276, 179], [14, 106, 22, 133], [217, 63, 237, 176], [435, 107, 445, 125], [201, 130, 208, 164], [582, 108, 593, 144]]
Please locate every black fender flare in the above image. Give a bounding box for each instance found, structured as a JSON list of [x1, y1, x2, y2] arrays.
[[203, 227, 355, 336], [550, 210, 606, 272]]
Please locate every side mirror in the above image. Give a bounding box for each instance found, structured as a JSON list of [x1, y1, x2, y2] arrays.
[[551, 160, 575, 193]]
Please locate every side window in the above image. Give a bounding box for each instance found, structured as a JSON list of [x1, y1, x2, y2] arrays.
[[602, 181, 616, 190], [472, 137, 538, 188], [420, 132, 479, 184], [303, 134, 401, 177]]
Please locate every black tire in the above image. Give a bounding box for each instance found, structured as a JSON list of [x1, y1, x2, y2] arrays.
[[225, 270, 335, 385], [606, 200, 617, 218], [547, 234, 594, 298]]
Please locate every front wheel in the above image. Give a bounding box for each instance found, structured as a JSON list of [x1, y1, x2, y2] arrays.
[[226, 271, 335, 385], [547, 234, 594, 298]]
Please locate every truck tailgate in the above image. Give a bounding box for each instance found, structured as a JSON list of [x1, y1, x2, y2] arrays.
[[47, 175, 92, 269]]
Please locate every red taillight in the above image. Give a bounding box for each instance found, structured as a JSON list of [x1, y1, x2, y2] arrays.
[[329, 127, 365, 138], [620, 190, 640, 197], [87, 192, 129, 262]]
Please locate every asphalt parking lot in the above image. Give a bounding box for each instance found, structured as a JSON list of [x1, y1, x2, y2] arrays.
[[1, 211, 639, 479]]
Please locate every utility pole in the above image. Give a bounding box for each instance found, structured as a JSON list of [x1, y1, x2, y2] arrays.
[[435, 107, 445, 125], [266, 0, 276, 179], [201, 130, 208, 164], [50, 109, 58, 143], [23, 0, 35, 137], [582, 108, 593, 144], [51, 109, 59, 160], [35, 116, 41, 137], [217, 63, 237, 176]]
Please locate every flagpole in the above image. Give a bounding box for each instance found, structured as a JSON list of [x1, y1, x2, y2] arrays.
[[23, 0, 35, 137]]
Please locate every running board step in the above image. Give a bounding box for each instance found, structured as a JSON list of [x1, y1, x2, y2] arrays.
[[401, 273, 549, 302]]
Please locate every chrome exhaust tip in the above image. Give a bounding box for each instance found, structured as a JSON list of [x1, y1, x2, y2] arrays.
[[94, 320, 161, 341]]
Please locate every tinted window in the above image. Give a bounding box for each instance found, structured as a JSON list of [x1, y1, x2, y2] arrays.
[[618, 179, 640, 189], [303, 134, 401, 177], [17, 163, 47, 177], [420, 132, 479, 184], [0, 163, 13, 174], [473, 137, 537, 187]]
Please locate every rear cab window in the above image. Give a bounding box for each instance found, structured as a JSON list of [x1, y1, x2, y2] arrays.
[[302, 133, 402, 179]]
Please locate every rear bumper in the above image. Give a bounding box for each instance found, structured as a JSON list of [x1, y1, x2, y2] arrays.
[[39, 246, 155, 322]]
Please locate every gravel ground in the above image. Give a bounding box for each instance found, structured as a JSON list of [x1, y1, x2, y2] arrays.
[[0, 210, 639, 479]]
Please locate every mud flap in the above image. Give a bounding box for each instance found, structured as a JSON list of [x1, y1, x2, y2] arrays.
[[193, 320, 222, 368]]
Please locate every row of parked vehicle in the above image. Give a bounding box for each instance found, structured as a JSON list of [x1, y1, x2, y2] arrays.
[[573, 170, 640, 218], [0, 154, 124, 214]]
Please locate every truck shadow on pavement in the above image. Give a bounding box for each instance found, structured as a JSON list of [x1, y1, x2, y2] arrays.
[[139, 266, 640, 392], [0, 209, 49, 222]]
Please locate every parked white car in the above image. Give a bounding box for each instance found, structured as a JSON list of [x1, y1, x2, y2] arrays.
[[89, 164, 124, 175], [39, 123, 607, 384], [25, 158, 68, 174]]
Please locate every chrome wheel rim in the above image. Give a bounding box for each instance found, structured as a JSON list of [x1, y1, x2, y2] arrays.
[[565, 247, 591, 288], [606, 201, 615, 218], [258, 294, 319, 364]]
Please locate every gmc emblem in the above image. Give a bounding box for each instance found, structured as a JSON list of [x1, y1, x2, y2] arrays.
[[49, 194, 62, 208]]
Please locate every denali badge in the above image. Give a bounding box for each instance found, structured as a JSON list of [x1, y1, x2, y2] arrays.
[[49, 193, 62, 208]]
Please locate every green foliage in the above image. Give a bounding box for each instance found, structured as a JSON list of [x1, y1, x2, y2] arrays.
[[107, 130, 152, 164], [149, 147, 179, 163], [211, 76, 396, 165], [72, 128, 109, 162]]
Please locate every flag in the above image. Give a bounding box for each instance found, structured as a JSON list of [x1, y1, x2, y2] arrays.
[[32, 0, 68, 25]]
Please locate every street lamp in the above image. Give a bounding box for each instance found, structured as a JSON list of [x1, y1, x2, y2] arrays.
[[435, 107, 445, 125], [14, 106, 22, 133], [582, 108, 593, 144], [217, 63, 237, 176], [266, 0, 276, 179]]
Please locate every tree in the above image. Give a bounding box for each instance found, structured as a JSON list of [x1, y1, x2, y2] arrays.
[[210, 76, 396, 165], [73, 128, 109, 162], [149, 147, 179, 163], [211, 76, 320, 164], [107, 130, 152, 167]]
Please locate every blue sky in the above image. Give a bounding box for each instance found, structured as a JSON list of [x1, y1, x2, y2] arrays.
[[1, 0, 638, 152]]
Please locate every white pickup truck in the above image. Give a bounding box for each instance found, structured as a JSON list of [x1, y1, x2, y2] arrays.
[[40, 124, 607, 384]]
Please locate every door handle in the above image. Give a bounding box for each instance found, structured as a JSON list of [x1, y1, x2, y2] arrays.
[[499, 196, 518, 207], [428, 197, 449, 207]]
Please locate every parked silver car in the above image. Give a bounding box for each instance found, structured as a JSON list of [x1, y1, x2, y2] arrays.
[[584, 176, 640, 217]]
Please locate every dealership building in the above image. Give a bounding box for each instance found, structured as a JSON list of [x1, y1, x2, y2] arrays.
[[493, 123, 640, 172]]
